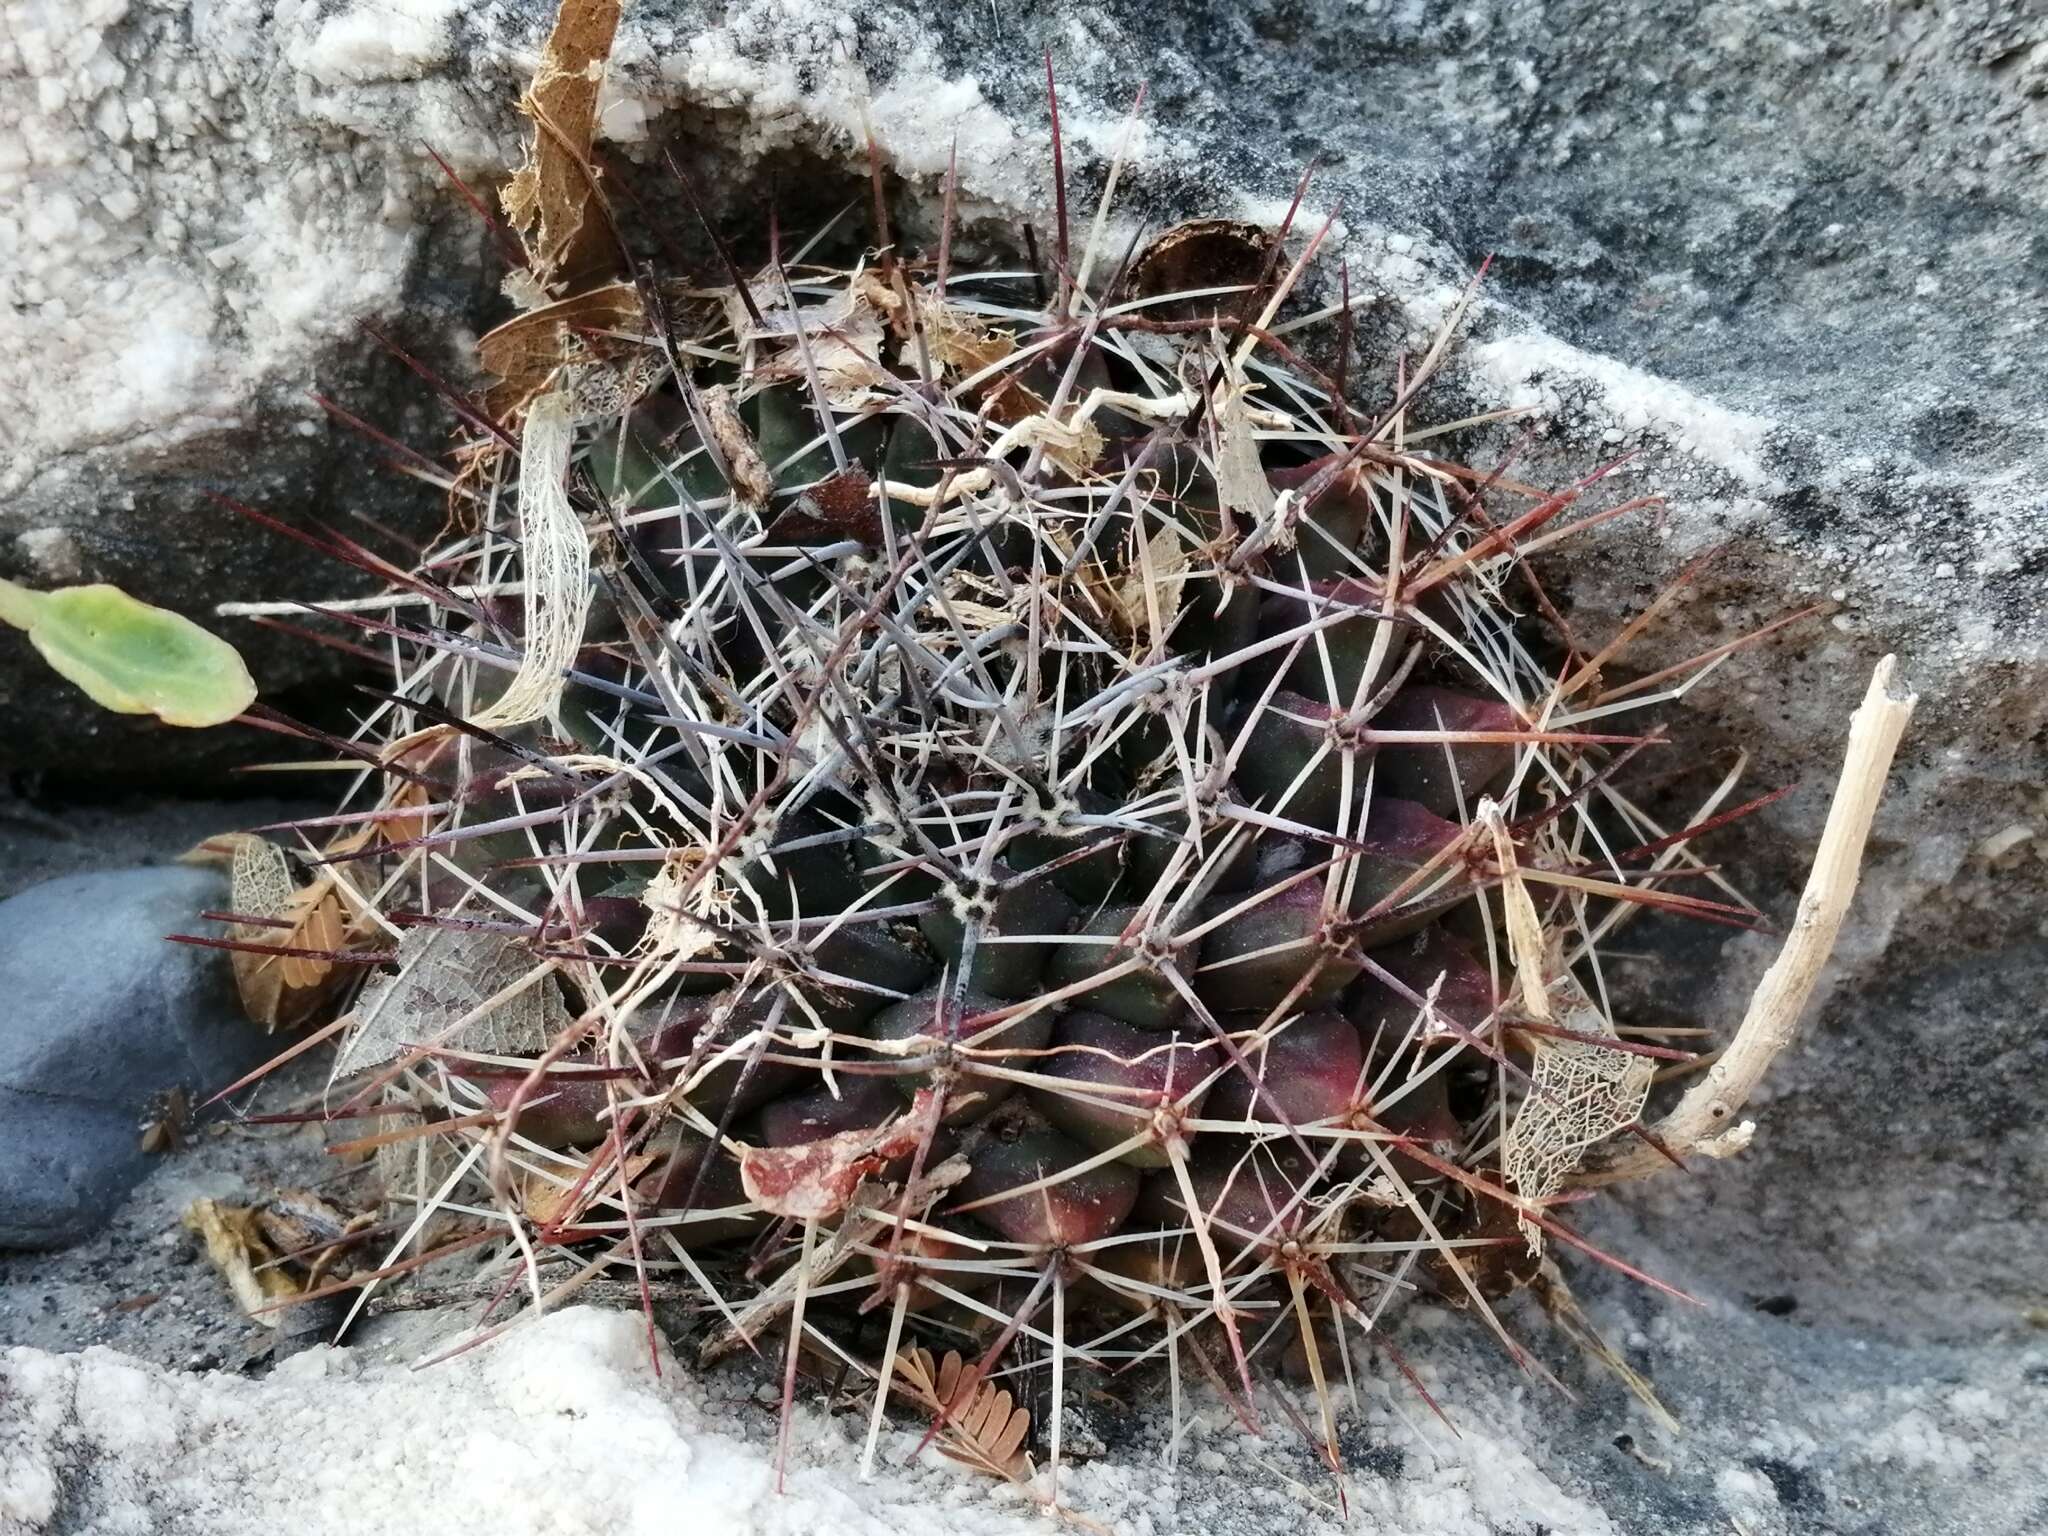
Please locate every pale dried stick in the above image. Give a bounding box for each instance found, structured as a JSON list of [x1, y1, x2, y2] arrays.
[[1578, 654, 1917, 1185]]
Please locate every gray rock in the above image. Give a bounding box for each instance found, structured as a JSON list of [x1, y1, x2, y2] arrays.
[[0, 866, 270, 1249]]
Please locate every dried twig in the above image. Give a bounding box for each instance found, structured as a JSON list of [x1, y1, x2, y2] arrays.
[[1579, 655, 1917, 1183]]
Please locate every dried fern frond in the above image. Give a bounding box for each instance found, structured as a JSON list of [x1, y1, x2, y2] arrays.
[[896, 1345, 1033, 1483]]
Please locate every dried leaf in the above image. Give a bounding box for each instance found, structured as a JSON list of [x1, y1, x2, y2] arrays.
[[729, 268, 893, 340], [373, 724, 459, 849], [1109, 523, 1191, 649], [372, 778, 437, 852], [478, 279, 645, 417], [983, 376, 1051, 431], [755, 324, 892, 408], [521, 1147, 656, 1227], [183, 833, 349, 1030], [920, 298, 1016, 378], [801, 334, 895, 407], [1210, 352, 1273, 529], [933, 1346, 965, 1405], [342, 927, 569, 1074], [736, 271, 909, 408], [225, 831, 294, 915], [501, 0, 624, 296], [182, 1198, 301, 1325], [893, 296, 1044, 426], [896, 1345, 1034, 1482], [1502, 967, 1654, 1255], [137, 1086, 191, 1156]]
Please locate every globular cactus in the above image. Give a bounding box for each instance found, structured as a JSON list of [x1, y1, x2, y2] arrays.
[[204, 3, 1819, 1496]]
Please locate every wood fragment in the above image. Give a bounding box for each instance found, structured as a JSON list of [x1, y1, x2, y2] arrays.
[[700, 384, 775, 508], [1578, 656, 1918, 1184]]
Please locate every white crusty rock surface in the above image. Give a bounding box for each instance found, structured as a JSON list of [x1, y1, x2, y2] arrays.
[[3, 1307, 1078, 1536], [0, 1304, 1610, 1536], [5, 1297, 2040, 1536], [3, 1294, 2044, 1536]]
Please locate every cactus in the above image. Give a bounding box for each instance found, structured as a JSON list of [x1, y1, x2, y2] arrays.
[[203, 4, 1836, 1500]]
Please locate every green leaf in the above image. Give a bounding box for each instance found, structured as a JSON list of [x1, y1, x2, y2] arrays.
[[0, 577, 257, 728]]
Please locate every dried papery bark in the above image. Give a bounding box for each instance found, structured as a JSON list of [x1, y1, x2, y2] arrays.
[[477, 280, 645, 415], [501, 0, 624, 298]]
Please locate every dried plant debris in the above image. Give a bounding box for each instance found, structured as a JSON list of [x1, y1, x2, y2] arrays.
[[181, 833, 351, 1030], [178, 813, 406, 1031], [501, 0, 624, 298], [197, 1, 1914, 1518], [896, 1346, 1034, 1482], [342, 927, 570, 1073], [478, 280, 645, 416], [184, 1198, 301, 1324], [1502, 969, 1653, 1253], [182, 1191, 374, 1327], [137, 1086, 193, 1156]]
